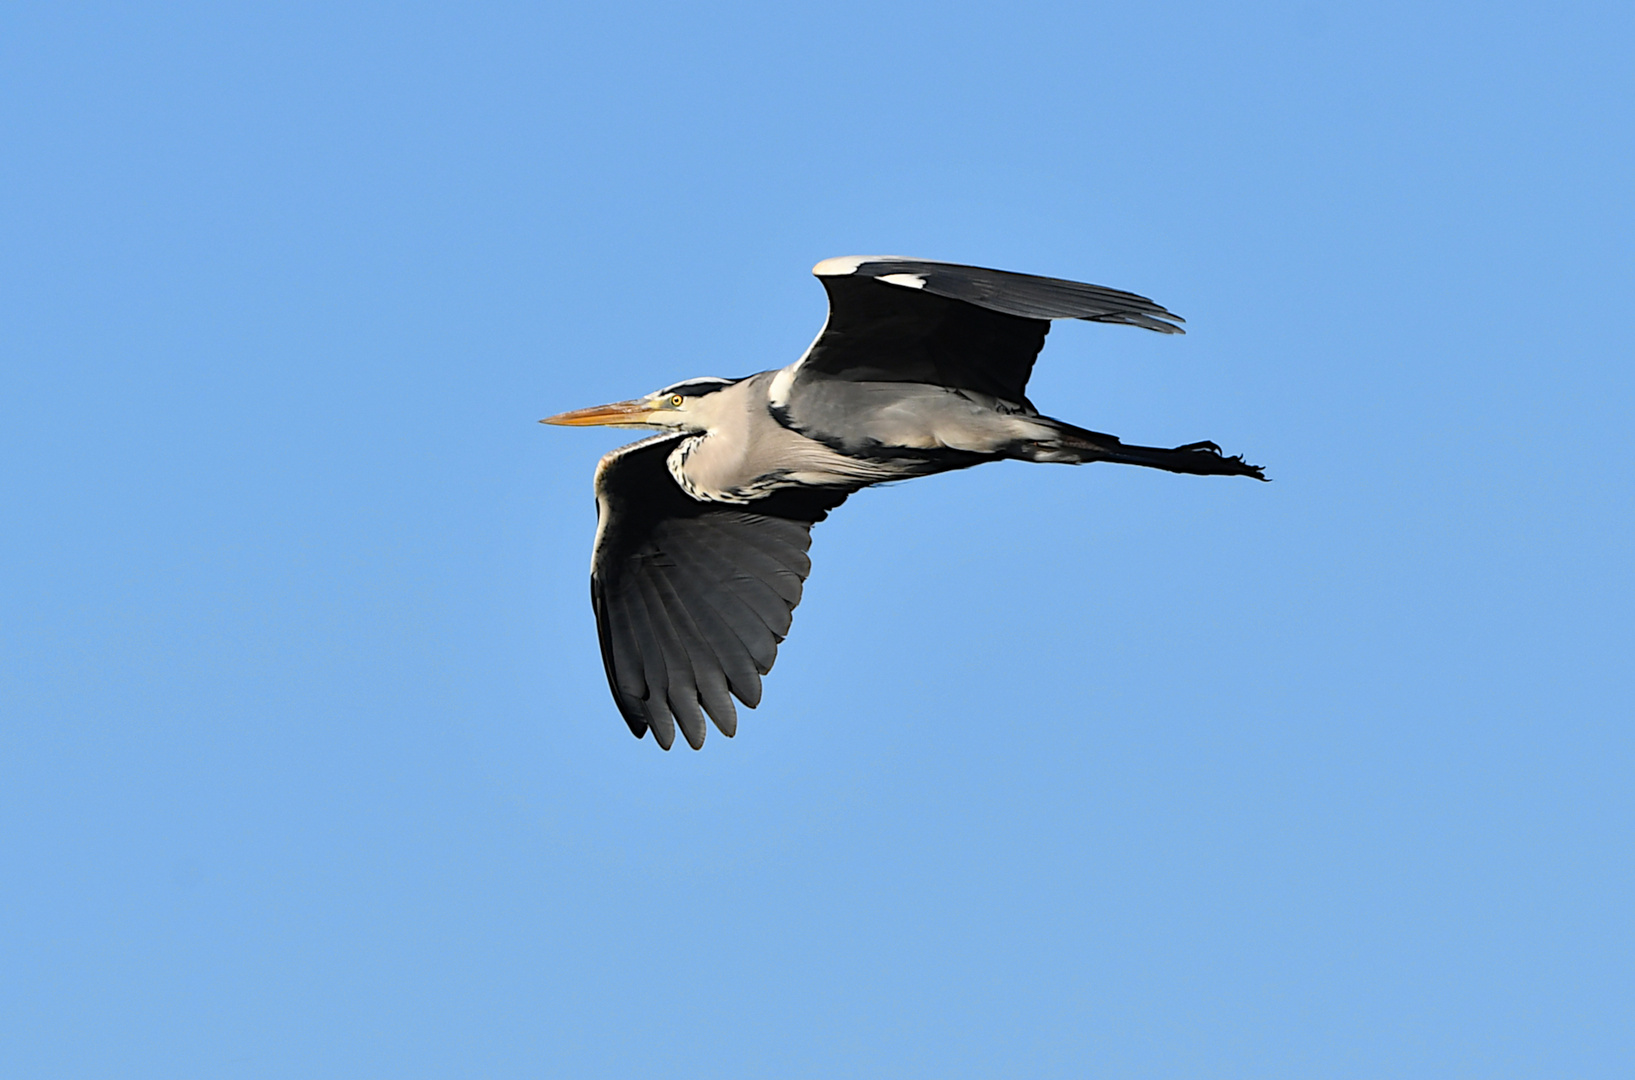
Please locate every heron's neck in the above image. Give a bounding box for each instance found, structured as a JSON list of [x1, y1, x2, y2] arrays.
[[659, 378, 763, 503]]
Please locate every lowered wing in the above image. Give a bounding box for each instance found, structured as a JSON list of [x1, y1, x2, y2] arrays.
[[589, 434, 850, 750]]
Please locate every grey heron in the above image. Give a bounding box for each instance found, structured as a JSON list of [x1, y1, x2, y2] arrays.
[[544, 256, 1265, 750]]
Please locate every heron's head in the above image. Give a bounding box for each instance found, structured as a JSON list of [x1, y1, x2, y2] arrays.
[[541, 378, 740, 433]]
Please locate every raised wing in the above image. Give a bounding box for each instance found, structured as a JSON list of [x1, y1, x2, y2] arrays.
[[589, 434, 850, 749], [799, 256, 1185, 405]]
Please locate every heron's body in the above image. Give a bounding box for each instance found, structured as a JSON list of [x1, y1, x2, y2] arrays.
[[546, 256, 1265, 750]]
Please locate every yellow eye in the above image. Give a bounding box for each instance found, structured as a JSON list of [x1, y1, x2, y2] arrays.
[[669, 395, 684, 407]]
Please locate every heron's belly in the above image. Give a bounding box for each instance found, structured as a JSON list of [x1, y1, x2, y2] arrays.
[[666, 426, 905, 504], [788, 380, 1054, 455]]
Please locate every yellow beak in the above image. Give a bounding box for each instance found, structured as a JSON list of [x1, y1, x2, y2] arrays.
[[540, 399, 652, 427]]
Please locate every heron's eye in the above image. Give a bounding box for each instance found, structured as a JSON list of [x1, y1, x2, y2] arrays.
[[669, 395, 684, 407]]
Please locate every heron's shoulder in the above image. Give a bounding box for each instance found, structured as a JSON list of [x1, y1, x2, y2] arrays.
[[812, 255, 928, 277], [594, 433, 688, 496]]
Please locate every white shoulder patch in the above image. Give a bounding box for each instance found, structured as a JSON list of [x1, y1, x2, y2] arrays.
[[768, 365, 797, 408], [877, 273, 927, 289], [812, 255, 868, 276], [811, 255, 913, 277]]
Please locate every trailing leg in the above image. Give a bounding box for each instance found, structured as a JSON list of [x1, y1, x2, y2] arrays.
[[1021, 419, 1267, 480]]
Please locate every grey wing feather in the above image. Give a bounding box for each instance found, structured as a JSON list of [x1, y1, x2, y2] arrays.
[[647, 567, 739, 737], [632, 574, 708, 750], [659, 535, 795, 639], [670, 592, 762, 711], [612, 585, 678, 748]]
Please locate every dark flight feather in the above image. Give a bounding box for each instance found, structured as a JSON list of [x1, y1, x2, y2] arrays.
[[590, 434, 850, 747], [800, 258, 1183, 407]]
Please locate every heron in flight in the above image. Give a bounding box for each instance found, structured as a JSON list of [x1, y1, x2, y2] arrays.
[[544, 256, 1265, 750]]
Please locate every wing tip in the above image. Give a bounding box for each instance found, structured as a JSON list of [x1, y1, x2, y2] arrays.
[[1080, 312, 1188, 335]]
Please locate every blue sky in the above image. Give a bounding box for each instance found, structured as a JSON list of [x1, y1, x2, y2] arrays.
[[3, 2, 1631, 1076]]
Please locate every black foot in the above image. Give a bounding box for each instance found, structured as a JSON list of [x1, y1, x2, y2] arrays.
[[1149, 439, 1268, 480]]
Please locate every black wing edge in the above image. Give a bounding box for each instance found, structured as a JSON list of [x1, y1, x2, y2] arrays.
[[812, 255, 1186, 334], [589, 434, 852, 750]]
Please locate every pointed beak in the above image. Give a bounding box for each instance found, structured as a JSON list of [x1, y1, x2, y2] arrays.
[[540, 399, 651, 427]]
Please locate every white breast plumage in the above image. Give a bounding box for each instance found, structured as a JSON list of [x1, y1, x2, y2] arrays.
[[667, 435, 756, 504]]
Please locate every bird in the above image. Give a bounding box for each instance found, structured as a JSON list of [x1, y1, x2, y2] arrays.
[[543, 256, 1265, 750]]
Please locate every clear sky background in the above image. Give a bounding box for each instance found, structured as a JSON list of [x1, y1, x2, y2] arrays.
[[3, 2, 1631, 1077]]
